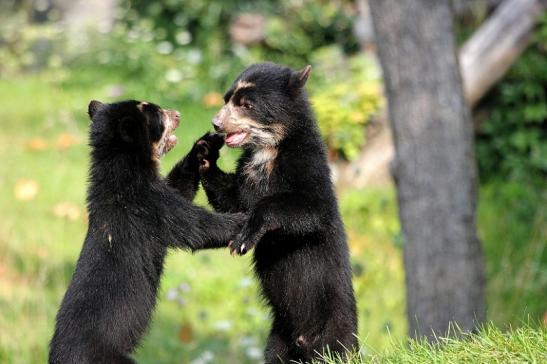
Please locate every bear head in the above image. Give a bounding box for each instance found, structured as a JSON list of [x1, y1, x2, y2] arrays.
[[211, 63, 312, 149], [87, 100, 180, 162]]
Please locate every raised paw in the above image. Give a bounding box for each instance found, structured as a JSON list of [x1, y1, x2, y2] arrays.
[[194, 132, 224, 172]]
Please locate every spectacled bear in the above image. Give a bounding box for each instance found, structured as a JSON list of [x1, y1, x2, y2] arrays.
[[191, 63, 358, 363], [49, 100, 243, 364]]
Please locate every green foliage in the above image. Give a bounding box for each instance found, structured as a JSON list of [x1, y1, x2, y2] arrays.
[[117, 0, 248, 90], [310, 48, 383, 160], [262, 0, 358, 65], [122, 0, 358, 72], [0, 16, 65, 76], [476, 17, 547, 185]]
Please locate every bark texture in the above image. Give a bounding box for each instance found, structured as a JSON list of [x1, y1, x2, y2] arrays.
[[369, 0, 485, 340]]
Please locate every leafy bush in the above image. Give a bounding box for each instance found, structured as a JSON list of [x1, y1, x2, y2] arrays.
[[0, 14, 65, 76], [262, 0, 358, 65], [121, 0, 358, 88], [310, 47, 383, 160], [476, 16, 547, 185]]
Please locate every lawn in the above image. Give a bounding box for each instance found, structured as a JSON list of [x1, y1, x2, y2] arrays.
[[322, 324, 547, 364], [0, 69, 544, 364]]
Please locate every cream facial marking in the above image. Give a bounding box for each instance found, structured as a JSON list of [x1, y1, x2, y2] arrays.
[[152, 109, 180, 162], [243, 146, 278, 183], [213, 81, 284, 148], [216, 102, 285, 148], [234, 81, 255, 93], [136, 102, 149, 111]]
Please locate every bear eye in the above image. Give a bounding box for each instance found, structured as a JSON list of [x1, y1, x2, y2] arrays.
[[241, 100, 253, 109]]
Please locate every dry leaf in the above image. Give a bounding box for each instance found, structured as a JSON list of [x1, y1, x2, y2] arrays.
[[26, 137, 48, 151], [178, 322, 194, 343], [53, 202, 82, 221], [55, 133, 79, 150], [202, 92, 224, 108], [14, 179, 39, 201]]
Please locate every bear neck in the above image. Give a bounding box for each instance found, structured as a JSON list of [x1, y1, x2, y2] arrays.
[[88, 148, 159, 197]]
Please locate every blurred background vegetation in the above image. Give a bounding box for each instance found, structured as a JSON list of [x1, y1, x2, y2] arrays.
[[0, 1, 545, 363]]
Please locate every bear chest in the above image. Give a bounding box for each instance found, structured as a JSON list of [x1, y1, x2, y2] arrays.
[[237, 151, 282, 209]]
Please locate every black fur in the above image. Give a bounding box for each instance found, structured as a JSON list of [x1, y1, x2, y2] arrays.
[[49, 100, 242, 364], [188, 63, 358, 363]]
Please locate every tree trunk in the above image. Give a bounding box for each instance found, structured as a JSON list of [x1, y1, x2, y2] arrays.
[[369, 0, 485, 340]]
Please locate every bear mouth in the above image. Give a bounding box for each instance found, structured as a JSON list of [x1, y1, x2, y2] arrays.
[[225, 131, 249, 147], [156, 109, 180, 158]]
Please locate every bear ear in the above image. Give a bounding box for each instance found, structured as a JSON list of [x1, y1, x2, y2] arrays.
[[117, 116, 138, 144], [288, 65, 312, 90], [88, 100, 105, 120]]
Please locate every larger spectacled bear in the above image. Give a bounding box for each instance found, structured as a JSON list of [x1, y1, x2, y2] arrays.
[[49, 100, 243, 364], [194, 63, 358, 363]]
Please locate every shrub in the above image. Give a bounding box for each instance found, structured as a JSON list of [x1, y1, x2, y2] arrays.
[[310, 47, 383, 160], [121, 0, 358, 88], [475, 16, 547, 185]]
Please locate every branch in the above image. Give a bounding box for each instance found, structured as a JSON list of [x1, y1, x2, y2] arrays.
[[460, 0, 547, 106]]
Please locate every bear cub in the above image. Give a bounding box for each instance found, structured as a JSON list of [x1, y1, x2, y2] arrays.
[[49, 100, 242, 364], [193, 63, 358, 363]]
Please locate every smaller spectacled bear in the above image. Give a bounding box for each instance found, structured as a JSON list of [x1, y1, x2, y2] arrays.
[[192, 63, 358, 363], [49, 100, 243, 364]]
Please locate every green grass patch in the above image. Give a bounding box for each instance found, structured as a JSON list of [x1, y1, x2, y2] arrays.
[[478, 183, 547, 325], [319, 324, 547, 364]]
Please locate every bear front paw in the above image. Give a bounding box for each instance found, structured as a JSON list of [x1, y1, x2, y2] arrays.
[[228, 233, 257, 256], [194, 132, 224, 172]]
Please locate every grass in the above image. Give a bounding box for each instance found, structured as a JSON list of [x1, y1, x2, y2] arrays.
[[0, 69, 545, 363], [479, 184, 547, 326], [321, 324, 547, 363]]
